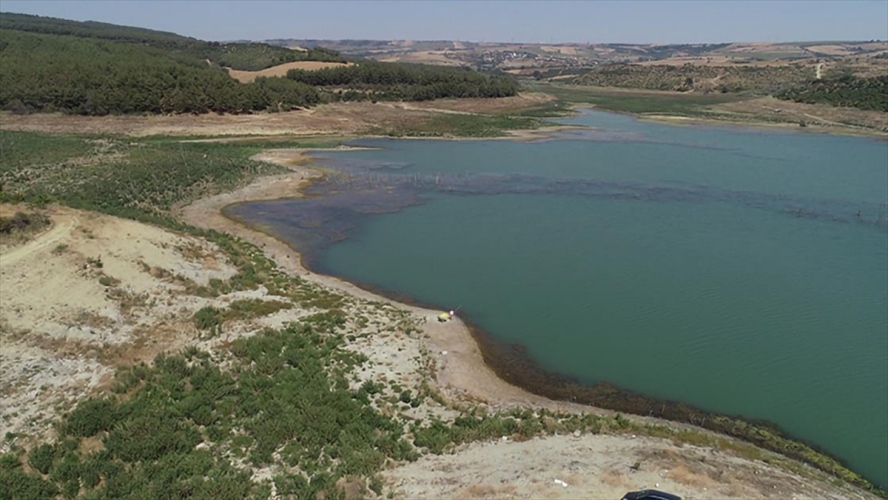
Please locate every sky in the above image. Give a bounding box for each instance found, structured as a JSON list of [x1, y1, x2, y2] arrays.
[[2, 0, 887, 44]]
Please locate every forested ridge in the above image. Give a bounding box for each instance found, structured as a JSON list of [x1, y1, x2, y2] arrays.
[[0, 30, 324, 115], [287, 62, 519, 101], [0, 13, 518, 116]]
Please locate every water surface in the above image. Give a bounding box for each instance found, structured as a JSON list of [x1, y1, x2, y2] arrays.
[[228, 111, 888, 486]]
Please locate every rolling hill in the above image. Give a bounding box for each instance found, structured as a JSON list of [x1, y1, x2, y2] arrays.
[[0, 13, 518, 116]]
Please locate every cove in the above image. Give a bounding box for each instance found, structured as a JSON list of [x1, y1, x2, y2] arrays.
[[226, 110, 888, 487]]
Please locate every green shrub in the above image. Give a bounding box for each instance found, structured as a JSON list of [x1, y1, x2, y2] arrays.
[[27, 444, 54, 475], [193, 306, 222, 334], [65, 398, 118, 437], [0, 469, 58, 499]]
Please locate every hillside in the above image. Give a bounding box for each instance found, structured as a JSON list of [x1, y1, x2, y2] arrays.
[[0, 12, 344, 71], [0, 13, 518, 116], [0, 29, 324, 115], [570, 63, 816, 93]]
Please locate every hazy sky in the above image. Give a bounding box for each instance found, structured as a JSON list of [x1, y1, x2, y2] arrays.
[[2, 0, 887, 44]]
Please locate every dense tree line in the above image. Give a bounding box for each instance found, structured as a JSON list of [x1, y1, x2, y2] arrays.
[[286, 62, 519, 100], [776, 75, 888, 112], [0, 30, 322, 115], [0, 12, 344, 71]]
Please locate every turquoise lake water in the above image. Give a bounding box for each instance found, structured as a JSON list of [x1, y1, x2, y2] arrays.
[[229, 111, 888, 486]]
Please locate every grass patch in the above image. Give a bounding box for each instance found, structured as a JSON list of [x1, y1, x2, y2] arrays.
[[369, 113, 543, 138]]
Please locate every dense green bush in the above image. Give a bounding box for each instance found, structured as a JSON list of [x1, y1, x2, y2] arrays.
[[26, 444, 55, 475], [65, 398, 118, 437]]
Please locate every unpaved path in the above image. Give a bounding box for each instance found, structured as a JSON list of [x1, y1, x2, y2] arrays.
[[0, 214, 77, 268]]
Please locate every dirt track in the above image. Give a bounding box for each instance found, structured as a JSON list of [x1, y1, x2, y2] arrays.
[[0, 214, 77, 268]]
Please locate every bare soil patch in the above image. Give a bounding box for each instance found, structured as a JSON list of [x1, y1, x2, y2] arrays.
[[0, 206, 234, 441], [385, 434, 871, 499], [379, 51, 462, 66]]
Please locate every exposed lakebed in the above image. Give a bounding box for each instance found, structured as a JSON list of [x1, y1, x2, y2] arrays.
[[226, 110, 888, 486]]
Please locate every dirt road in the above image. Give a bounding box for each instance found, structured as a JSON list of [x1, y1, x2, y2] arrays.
[[0, 214, 77, 268]]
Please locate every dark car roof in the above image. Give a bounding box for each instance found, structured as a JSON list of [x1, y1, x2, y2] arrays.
[[621, 489, 683, 500]]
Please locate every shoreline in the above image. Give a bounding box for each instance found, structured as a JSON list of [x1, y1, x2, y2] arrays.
[[555, 101, 888, 140], [638, 113, 888, 139], [178, 147, 882, 493], [178, 149, 585, 413]]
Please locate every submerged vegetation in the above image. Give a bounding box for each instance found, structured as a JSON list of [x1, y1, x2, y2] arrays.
[[367, 113, 541, 138]]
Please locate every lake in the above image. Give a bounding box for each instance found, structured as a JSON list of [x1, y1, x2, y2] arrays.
[[227, 110, 888, 486]]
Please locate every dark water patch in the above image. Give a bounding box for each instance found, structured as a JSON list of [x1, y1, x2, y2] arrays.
[[236, 165, 888, 239], [224, 185, 424, 265]]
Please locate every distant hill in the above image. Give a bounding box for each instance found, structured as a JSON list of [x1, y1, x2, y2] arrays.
[[0, 13, 517, 116], [264, 38, 888, 72], [570, 63, 816, 94]]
